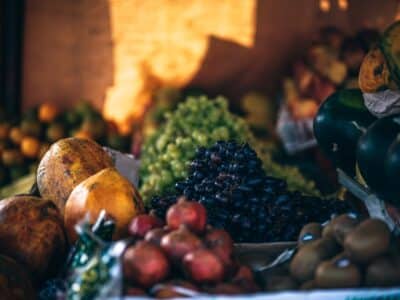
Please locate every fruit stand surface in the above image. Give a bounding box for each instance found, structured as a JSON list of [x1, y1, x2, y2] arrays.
[[117, 288, 400, 299]]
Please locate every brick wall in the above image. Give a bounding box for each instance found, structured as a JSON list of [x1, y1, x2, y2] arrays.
[[22, 0, 397, 127]]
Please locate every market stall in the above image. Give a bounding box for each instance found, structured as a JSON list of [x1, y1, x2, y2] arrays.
[[0, 1, 400, 299]]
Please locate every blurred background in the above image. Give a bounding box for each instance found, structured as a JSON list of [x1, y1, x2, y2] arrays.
[[0, 0, 398, 192]]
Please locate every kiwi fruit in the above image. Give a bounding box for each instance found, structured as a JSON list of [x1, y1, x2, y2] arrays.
[[331, 214, 359, 245], [365, 255, 400, 287], [290, 238, 340, 282], [322, 221, 334, 238], [298, 223, 322, 247], [344, 219, 391, 264], [315, 253, 361, 289]]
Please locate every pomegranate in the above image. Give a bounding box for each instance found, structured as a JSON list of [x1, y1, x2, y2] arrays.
[[183, 249, 224, 284], [145, 227, 170, 246], [123, 241, 170, 287], [128, 212, 164, 238], [153, 280, 199, 298], [205, 229, 234, 265], [166, 197, 207, 233], [160, 225, 203, 262]]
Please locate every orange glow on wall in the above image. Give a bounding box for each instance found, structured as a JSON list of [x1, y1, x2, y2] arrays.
[[103, 0, 256, 131]]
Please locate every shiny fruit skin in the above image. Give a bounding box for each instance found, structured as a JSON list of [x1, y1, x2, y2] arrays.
[[204, 229, 234, 266], [166, 197, 207, 233], [65, 168, 144, 243], [183, 248, 224, 284], [160, 225, 203, 263], [129, 214, 164, 238], [123, 241, 170, 288], [145, 227, 170, 247]]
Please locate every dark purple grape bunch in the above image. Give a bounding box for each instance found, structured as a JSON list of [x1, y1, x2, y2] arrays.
[[151, 141, 352, 242]]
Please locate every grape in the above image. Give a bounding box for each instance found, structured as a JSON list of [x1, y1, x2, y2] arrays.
[[150, 141, 353, 243], [140, 96, 319, 205]]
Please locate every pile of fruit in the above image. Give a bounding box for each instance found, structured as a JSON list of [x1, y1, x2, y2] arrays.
[[265, 215, 400, 291], [140, 95, 319, 204], [314, 21, 400, 208], [0, 137, 145, 298], [121, 198, 260, 297], [151, 141, 351, 243], [0, 101, 131, 187]]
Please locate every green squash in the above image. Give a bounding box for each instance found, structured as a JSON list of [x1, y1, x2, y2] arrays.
[[384, 137, 400, 206], [313, 89, 376, 176], [356, 115, 400, 198], [380, 21, 400, 88]]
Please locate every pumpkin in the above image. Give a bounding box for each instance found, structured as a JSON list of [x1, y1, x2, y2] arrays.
[[380, 21, 400, 88], [313, 89, 376, 176], [64, 167, 144, 243], [37, 137, 113, 213], [0, 195, 66, 282], [359, 48, 391, 93], [0, 254, 35, 300], [356, 114, 400, 202]]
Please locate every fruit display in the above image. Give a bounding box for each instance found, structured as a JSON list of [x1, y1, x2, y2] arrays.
[[151, 141, 351, 243], [264, 215, 400, 291], [356, 115, 400, 205], [37, 137, 114, 213], [0, 101, 132, 188], [66, 199, 260, 298], [0, 195, 66, 282], [140, 95, 319, 204], [380, 21, 400, 88], [358, 48, 392, 93], [313, 89, 376, 176], [314, 20, 400, 208], [65, 167, 144, 243]]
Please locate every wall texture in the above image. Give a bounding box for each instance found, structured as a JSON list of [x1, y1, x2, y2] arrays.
[[22, 0, 398, 126]]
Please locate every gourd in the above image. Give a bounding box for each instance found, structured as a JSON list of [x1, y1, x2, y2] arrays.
[[313, 89, 376, 176]]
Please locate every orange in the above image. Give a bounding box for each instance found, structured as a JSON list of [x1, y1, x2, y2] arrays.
[[20, 137, 41, 159], [38, 103, 59, 123], [9, 127, 24, 145]]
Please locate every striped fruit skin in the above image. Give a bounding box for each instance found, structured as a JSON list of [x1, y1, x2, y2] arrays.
[[37, 138, 113, 214]]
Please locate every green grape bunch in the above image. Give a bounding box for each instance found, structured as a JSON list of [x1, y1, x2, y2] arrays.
[[139, 96, 318, 205]]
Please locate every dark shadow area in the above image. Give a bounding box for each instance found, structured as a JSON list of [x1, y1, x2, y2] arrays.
[[187, 0, 309, 108], [22, 0, 114, 111]]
